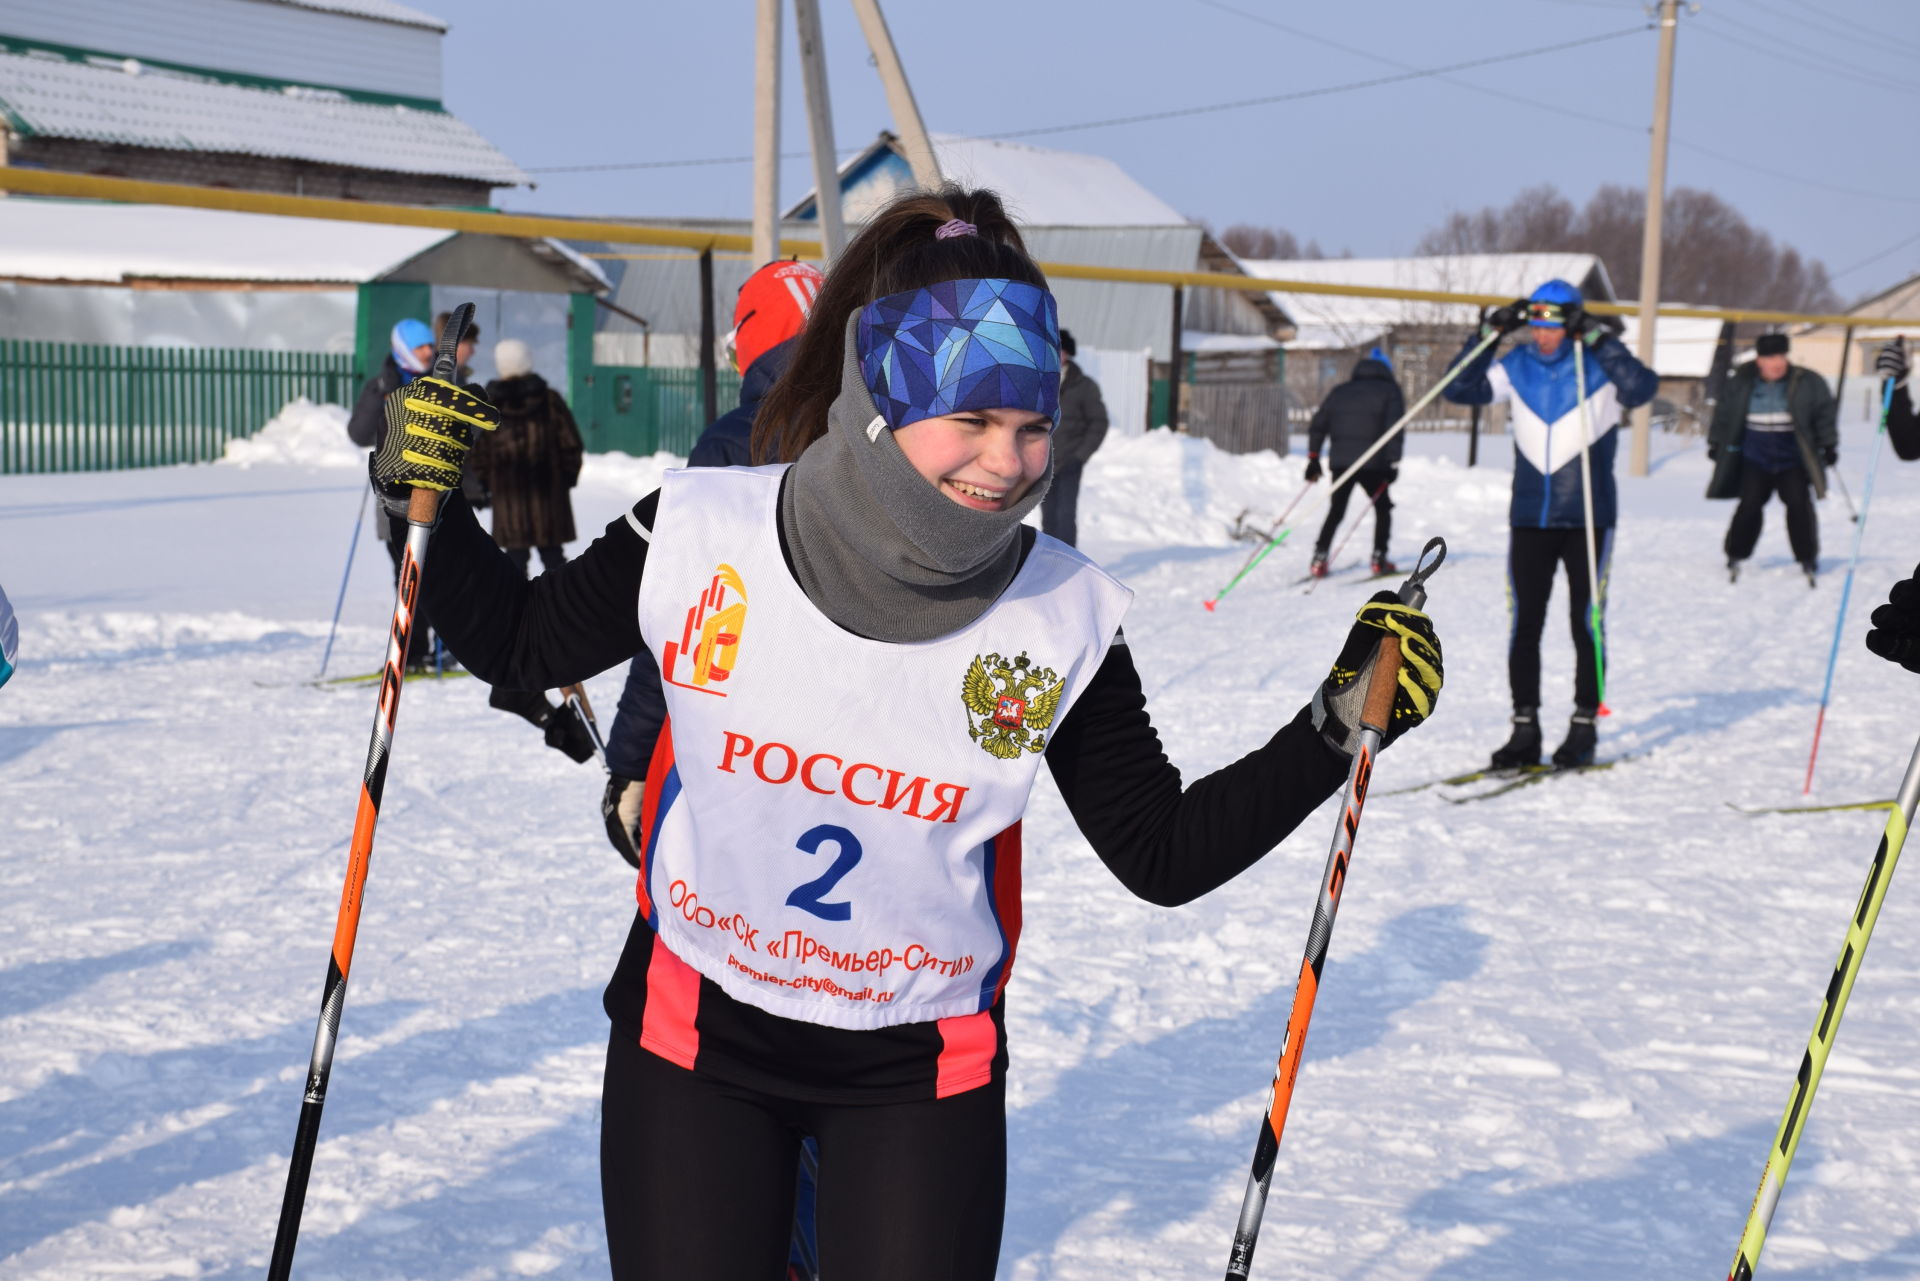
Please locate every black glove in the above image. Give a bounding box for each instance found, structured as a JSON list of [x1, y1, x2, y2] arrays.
[[1822, 446, 1839, 467], [1309, 592, 1443, 754], [1304, 455, 1323, 483], [545, 705, 598, 764], [603, 774, 644, 868], [1866, 564, 1920, 675], [370, 377, 499, 516], [1481, 298, 1529, 339], [1876, 337, 1908, 385], [1383, 465, 1399, 487], [1565, 306, 1617, 348]]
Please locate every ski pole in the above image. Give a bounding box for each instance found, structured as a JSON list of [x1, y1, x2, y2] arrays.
[[1727, 728, 1920, 1280], [1571, 340, 1610, 714], [1207, 328, 1498, 610], [268, 302, 476, 1281], [1205, 477, 1317, 611], [1804, 377, 1897, 795], [1829, 463, 1859, 524], [561, 681, 609, 770], [317, 484, 370, 680], [1302, 479, 1389, 596], [1222, 537, 1447, 1281]]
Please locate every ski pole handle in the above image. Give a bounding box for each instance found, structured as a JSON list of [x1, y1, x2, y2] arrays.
[[403, 303, 475, 528]]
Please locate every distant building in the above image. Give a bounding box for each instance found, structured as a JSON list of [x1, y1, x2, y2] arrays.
[[1792, 270, 1920, 418], [595, 132, 1298, 452], [0, 0, 523, 206]]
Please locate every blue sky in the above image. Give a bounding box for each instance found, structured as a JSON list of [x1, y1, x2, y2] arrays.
[[443, 0, 1920, 304]]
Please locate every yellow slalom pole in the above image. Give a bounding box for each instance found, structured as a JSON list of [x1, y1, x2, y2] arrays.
[[1727, 732, 1920, 1280]]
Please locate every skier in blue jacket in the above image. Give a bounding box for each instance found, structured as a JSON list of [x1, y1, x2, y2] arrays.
[[1443, 279, 1657, 769]]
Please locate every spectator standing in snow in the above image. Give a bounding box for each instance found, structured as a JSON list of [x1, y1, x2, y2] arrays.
[[1873, 337, 1920, 462], [1041, 329, 1108, 546], [366, 186, 1444, 1281], [469, 338, 584, 576], [600, 259, 825, 866], [1305, 346, 1406, 577], [1443, 279, 1657, 770], [347, 317, 441, 670], [1706, 333, 1837, 585]]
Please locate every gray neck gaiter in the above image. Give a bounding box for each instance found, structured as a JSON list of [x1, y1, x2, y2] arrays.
[[780, 322, 1052, 643]]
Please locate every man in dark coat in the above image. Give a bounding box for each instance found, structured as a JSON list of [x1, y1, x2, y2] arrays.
[[1707, 333, 1838, 584], [347, 318, 439, 669], [1305, 347, 1405, 576], [469, 338, 584, 574], [1041, 329, 1109, 547], [601, 260, 824, 866]]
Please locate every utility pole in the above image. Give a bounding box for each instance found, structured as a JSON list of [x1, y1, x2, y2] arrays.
[[792, 0, 846, 263], [849, 0, 942, 188], [1629, 0, 1680, 478], [751, 0, 781, 265]]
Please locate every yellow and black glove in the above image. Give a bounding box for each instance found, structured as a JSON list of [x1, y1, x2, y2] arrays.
[[369, 376, 499, 512], [1309, 591, 1443, 755]]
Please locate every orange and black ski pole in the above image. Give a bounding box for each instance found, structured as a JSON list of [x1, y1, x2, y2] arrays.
[[267, 303, 474, 1281], [1223, 537, 1446, 1281]]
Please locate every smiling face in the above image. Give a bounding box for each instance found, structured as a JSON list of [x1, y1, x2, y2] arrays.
[[892, 408, 1052, 511]]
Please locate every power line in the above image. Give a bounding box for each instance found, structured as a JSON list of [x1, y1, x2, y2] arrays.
[[1831, 228, 1920, 283], [1198, 0, 1920, 208], [503, 24, 1648, 176], [984, 25, 1650, 140], [1736, 0, 1920, 62], [1691, 11, 1920, 98]]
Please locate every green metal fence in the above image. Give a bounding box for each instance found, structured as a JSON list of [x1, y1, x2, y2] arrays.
[[0, 341, 357, 474], [586, 365, 743, 458]]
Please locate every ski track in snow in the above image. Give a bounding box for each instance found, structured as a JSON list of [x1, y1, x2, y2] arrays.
[[4, 415, 1920, 1279]]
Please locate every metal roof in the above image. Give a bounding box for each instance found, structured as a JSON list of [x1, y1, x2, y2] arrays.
[[787, 133, 1192, 228], [0, 47, 523, 184], [1245, 253, 1616, 347], [0, 198, 607, 292], [259, 0, 447, 31]]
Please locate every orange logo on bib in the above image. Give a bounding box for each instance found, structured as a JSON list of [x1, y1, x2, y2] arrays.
[[664, 563, 747, 696]]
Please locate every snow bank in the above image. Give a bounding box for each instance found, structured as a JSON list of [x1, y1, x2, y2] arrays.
[[219, 398, 360, 469], [576, 448, 684, 497]]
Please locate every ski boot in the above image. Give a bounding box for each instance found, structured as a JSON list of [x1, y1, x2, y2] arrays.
[[1801, 560, 1819, 588], [1309, 553, 1330, 579], [1489, 710, 1542, 771], [1370, 552, 1398, 577], [1552, 709, 1599, 769]]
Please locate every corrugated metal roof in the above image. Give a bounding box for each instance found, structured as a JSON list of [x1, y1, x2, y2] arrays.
[[0, 48, 523, 184], [260, 0, 447, 31], [1246, 253, 1615, 346], [0, 198, 605, 291], [788, 133, 1192, 229]]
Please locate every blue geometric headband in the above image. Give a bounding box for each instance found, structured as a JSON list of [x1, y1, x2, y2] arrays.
[[856, 278, 1060, 431]]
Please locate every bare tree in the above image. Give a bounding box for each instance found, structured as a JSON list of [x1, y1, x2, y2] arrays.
[[1415, 184, 1840, 313], [1218, 224, 1332, 261]]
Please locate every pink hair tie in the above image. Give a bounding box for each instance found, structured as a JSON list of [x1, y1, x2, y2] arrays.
[[934, 219, 977, 240]]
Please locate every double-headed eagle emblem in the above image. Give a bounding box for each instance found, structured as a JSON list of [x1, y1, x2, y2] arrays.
[[962, 651, 1065, 759]]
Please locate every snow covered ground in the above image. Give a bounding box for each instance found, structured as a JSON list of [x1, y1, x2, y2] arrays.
[[4, 404, 1920, 1280]]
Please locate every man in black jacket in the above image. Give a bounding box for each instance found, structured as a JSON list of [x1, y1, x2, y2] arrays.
[[1305, 349, 1405, 576], [1706, 333, 1837, 585], [1041, 329, 1109, 547]]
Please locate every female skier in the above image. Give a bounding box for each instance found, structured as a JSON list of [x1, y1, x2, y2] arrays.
[[369, 187, 1445, 1280]]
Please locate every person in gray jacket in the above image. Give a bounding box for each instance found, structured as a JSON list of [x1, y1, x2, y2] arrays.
[[1041, 329, 1108, 547], [1707, 333, 1837, 585]]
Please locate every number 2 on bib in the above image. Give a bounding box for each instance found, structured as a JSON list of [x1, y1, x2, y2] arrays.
[[785, 823, 863, 921]]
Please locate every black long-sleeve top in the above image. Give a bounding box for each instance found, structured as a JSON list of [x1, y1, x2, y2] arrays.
[[421, 485, 1348, 1101]]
